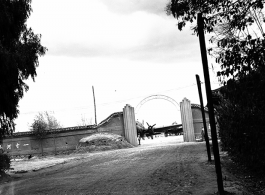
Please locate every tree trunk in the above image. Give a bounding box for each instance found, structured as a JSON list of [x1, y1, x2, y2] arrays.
[[40, 139, 43, 156], [53, 134, 56, 155]]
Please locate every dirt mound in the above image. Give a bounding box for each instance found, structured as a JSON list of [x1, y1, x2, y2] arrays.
[[75, 133, 134, 153]]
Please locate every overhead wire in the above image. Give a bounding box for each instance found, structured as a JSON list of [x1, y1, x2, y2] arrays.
[[19, 81, 220, 115]]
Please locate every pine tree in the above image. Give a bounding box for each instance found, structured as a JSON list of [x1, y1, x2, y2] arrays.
[[0, 0, 47, 142]]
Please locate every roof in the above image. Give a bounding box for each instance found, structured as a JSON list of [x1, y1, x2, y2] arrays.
[[191, 103, 209, 111], [6, 112, 123, 138], [5, 125, 97, 138], [212, 87, 222, 93]]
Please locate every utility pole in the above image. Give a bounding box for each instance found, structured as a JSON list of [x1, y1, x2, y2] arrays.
[[196, 74, 211, 162], [92, 86, 97, 126], [197, 13, 224, 194]]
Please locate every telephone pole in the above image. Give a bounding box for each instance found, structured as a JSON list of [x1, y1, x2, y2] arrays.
[[197, 13, 224, 194], [196, 74, 211, 162], [92, 86, 97, 126]]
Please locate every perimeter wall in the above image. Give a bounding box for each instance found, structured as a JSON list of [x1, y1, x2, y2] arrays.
[[1, 112, 124, 156]]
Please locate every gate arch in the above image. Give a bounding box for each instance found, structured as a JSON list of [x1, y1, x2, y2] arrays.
[[135, 95, 180, 114]]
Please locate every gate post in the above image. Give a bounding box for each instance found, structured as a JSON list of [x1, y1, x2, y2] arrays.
[[180, 98, 195, 142], [123, 104, 138, 146]]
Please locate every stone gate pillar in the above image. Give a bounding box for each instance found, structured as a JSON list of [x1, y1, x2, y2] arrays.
[[123, 104, 138, 146], [180, 98, 195, 142]]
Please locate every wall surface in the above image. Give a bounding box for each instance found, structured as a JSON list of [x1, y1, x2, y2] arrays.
[[1, 112, 125, 156], [1, 128, 97, 156], [97, 112, 124, 136], [191, 104, 211, 139]]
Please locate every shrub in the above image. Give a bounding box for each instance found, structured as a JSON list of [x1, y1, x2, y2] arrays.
[[30, 112, 62, 156], [217, 67, 265, 173], [0, 153, 11, 173]]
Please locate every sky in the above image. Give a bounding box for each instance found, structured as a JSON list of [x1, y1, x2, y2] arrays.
[[15, 0, 221, 132]]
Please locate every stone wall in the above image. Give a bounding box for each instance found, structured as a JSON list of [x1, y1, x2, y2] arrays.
[[1, 127, 97, 156], [1, 112, 125, 156], [97, 112, 124, 136]]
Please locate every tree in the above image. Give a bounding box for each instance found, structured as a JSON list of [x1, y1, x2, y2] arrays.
[[0, 0, 47, 142], [167, 0, 265, 172], [0, 152, 11, 174], [78, 115, 93, 126], [166, 0, 265, 83], [31, 112, 61, 155]]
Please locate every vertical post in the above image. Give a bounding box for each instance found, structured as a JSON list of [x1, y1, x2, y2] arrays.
[[197, 13, 224, 194], [92, 86, 97, 125], [123, 104, 138, 146], [180, 98, 195, 142], [196, 74, 211, 161], [53, 133, 57, 155]]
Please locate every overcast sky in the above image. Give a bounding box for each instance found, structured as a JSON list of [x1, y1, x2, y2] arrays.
[[15, 0, 220, 132]]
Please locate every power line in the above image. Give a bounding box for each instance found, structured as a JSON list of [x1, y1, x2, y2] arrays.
[[19, 81, 220, 115], [94, 83, 198, 107]]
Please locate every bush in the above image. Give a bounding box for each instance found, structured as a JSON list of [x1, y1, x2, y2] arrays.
[[217, 67, 265, 173], [30, 112, 62, 156], [0, 153, 11, 173]]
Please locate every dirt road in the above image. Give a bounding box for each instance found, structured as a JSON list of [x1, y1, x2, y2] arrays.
[[0, 136, 243, 195]]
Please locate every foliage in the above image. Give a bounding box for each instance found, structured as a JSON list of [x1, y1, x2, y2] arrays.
[[167, 0, 265, 83], [31, 113, 48, 139], [0, 153, 11, 173], [78, 115, 93, 126], [167, 0, 265, 172], [216, 67, 265, 172], [0, 0, 47, 141], [31, 112, 61, 156], [31, 112, 61, 137]]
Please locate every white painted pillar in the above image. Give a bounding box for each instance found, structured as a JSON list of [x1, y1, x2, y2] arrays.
[[180, 98, 195, 142], [123, 104, 138, 146]]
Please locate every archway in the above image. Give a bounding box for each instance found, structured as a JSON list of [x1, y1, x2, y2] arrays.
[[125, 96, 195, 145], [135, 94, 181, 132], [135, 94, 180, 114]]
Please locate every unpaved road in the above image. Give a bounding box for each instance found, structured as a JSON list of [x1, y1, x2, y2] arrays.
[[0, 136, 243, 195]]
